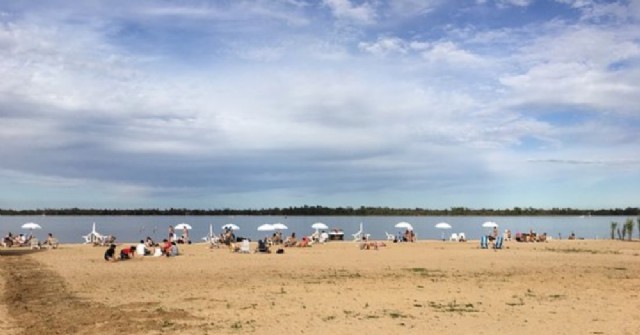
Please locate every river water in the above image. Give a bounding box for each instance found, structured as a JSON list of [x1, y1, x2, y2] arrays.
[[0, 215, 632, 244]]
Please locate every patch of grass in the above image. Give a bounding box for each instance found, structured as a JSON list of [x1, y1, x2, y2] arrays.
[[548, 294, 566, 301], [545, 247, 620, 255], [404, 268, 446, 278], [428, 300, 479, 313], [388, 311, 408, 319], [505, 297, 525, 307]]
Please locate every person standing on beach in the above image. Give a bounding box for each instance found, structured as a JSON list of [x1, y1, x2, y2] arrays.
[[168, 225, 175, 242]]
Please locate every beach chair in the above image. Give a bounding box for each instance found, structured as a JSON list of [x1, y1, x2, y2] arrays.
[[83, 222, 107, 245], [494, 236, 504, 250], [449, 233, 459, 242], [385, 232, 395, 241], [352, 223, 370, 242], [30, 237, 41, 250], [458, 233, 466, 242], [480, 235, 488, 249], [239, 239, 251, 253]]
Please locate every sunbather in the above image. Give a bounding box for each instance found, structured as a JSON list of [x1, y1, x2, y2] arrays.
[[284, 232, 297, 247], [360, 241, 386, 250]]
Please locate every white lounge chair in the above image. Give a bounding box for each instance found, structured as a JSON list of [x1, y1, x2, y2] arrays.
[[352, 223, 370, 242], [239, 239, 251, 253], [449, 233, 459, 242], [385, 232, 395, 241], [83, 223, 108, 245], [458, 232, 467, 242]]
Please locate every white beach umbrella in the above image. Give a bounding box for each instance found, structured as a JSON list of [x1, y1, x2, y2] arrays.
[[21, 222, 42, 230], [311, 222, 328, 230], [434, 222, 452, 229], [482, 221, 499, 228], [435, 222, 452, 241], [395, 221, 414, 230], [272, 223, 288, 230], [222, 223, 240, 231], [257, 224, 276, 232], [175, 223, 192, 230]]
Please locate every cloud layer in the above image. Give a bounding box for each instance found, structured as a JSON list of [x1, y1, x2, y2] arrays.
[[1, 0, 639, 209]]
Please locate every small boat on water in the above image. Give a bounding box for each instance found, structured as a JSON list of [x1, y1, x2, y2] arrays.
[[328, 228, 344, 241]]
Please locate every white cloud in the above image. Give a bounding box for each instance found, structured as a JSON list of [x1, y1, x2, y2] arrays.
[[499, 26, 640, 114], [323, 0, 377, 24], [497, 0, 534, 8], [420, 41, 485, 66], [1, 0, 640, 209], [388, 0, 440, 16], [358, 36, 408, 55]]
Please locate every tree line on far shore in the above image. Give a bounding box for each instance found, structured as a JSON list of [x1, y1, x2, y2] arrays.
[[0, 206, 639, 217]]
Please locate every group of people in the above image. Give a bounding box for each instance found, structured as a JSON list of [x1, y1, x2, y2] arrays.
[[392, 229, 416, 243], [168, 225, 191, 244], [2, 232, 30, 247], [2, 232, 58, 249], [104, 234, 181, 262]]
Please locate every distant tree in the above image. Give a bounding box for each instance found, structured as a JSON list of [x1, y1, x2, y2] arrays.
[[610, 221, 618, 240]]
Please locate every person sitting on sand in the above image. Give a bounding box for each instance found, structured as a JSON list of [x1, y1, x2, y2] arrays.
[[297, 236, 310, 248], [43, 233, 59, 249], [284, 232, 297, 247], [145, 236, 155, 248], [136, 240, 149, 256], [104, 244, 117, 262], [255, 238, 271, 253], [272, 231, 283, 245], [153, 244, 163, 257], [120, 246, 135, 260], [162, 239, 172, 256], [488, 227, 498, 242], [3, 232, 14, 247]]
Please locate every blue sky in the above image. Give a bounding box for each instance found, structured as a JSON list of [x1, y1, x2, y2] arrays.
[[1, 0, 639, 210]]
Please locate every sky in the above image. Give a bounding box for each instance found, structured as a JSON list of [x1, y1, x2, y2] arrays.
[[1, 0, 639, 210]]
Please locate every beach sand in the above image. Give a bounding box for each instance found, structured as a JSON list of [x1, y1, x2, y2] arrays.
[[1, 239, 639, 334]]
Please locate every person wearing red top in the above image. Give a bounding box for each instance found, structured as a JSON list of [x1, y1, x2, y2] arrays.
[[120, 246, 135, 260], [162, 239, 173, 257]]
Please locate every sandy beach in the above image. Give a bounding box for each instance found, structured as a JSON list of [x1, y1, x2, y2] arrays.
[[1, 239, 640, 334]]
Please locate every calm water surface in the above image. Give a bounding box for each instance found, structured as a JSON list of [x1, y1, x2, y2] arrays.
[[0, 215, 629, 244]]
